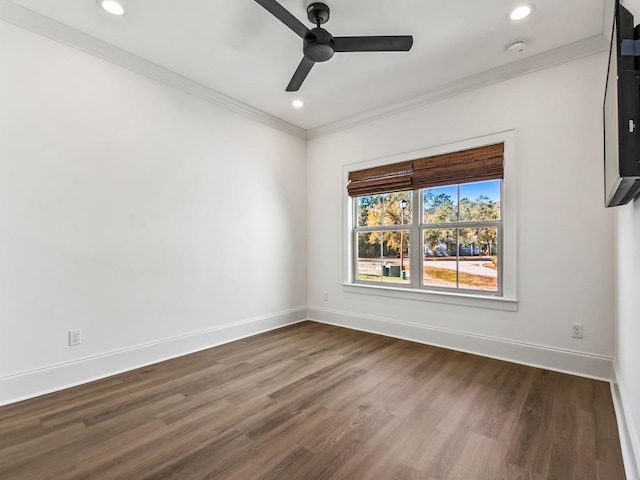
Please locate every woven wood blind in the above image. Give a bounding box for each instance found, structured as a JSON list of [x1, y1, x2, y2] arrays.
[[346, 160, 413, 197], [346, 143, 503, 197], [413, 143, 503, 190]]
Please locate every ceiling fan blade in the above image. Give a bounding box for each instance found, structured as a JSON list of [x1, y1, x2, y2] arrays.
[[254, 0, 309, 39], [334, 36, 414, 52], [286, 57, 315, 92]]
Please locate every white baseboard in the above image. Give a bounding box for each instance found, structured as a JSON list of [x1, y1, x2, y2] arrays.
[[612, 369, 640, 480], [0, 307, 307, 407], [307, 307, 613, 381], [1, 306, 616, 408]]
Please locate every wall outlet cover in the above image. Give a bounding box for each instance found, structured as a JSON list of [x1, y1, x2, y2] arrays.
[[69, 329, 82, 346], [571, 323, 583, 339]]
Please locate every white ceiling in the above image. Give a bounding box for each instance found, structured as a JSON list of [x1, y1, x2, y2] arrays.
[[5, 0, 608, 132]]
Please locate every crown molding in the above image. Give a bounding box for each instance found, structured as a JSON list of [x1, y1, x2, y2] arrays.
[[0, 0, 307, 140], [307, 34, 609, 139], [0, 0, 610, 142]]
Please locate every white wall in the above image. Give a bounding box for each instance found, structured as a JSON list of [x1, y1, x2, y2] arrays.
[[0, 22, 306, 401], [0, 8, 631, 469], [307, 53, 615, 378], [615, 202, 640, 478], [614, 2, 640, 476]]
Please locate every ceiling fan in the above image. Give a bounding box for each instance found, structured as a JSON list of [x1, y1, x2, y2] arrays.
[[254, 0, 414, 92]]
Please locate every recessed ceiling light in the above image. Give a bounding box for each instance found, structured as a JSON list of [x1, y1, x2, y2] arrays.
[[509, 5, 533, 21], [99, 0, 125, 16], [292, 99, 304, 108]]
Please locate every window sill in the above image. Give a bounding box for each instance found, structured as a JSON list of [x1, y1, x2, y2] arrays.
[[342, 283, 518, 311]]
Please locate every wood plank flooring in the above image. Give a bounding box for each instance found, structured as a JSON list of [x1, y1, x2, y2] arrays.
[[0, 321, 626, 479]]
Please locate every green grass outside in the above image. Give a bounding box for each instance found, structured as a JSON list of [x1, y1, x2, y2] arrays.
[[424, 265, 496, 289], [359, 267, 496, 290], [358, 274, 409, 283]]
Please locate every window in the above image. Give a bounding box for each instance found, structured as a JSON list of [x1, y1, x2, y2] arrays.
[[347, 139, 513, 301]]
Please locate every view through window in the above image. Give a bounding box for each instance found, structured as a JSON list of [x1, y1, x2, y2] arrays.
[[355, 180, 501, 293]]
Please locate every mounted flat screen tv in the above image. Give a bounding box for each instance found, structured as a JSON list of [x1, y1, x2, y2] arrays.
[[604, 0, 640, 207]]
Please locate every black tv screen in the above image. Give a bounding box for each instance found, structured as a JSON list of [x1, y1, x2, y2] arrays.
[[604, 0, 640, 207]]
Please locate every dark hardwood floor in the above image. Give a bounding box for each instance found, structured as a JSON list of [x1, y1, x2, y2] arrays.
[[0, 321, 626, 479]]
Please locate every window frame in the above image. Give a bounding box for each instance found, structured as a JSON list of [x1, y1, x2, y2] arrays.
[[342, 131, 517, 311]]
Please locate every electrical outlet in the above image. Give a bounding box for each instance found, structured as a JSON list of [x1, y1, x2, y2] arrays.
[[69, 329, 82, 346], [323, 292, 328, 302], [571, 323, 583, 339]]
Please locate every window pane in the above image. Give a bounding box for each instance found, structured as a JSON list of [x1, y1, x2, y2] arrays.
[[424, 186, 458, 223], [357, 195, 383, 227], [459, 180, 501, 221], [357, 232, 382, 282], [423, 229, 457, 288], [457, 227, 498, 292], [382, 230, 410, 284], [382, 192, 412, 225]]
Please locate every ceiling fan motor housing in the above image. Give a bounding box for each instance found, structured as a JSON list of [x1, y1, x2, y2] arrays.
[[304, 28, 334, 62]]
